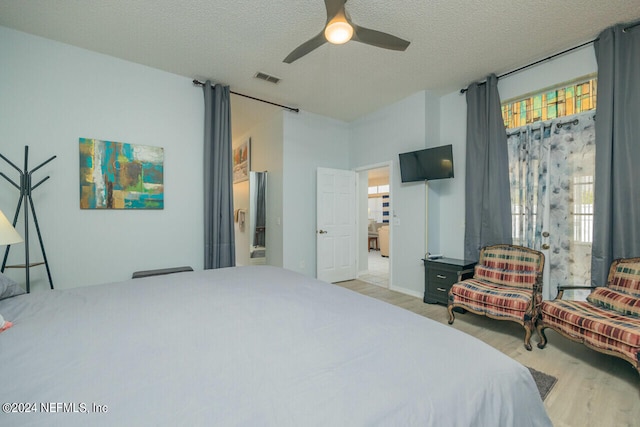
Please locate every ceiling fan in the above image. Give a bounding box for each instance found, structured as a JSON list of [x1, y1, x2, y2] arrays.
[[283, 0, 410, 64]]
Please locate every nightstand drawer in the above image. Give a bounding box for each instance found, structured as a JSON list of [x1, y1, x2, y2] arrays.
[[425, 269, 457, 304], [427, 269, 456, 286], [423, 258, 476, 305]]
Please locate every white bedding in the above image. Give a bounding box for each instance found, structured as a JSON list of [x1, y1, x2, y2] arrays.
[[0, 266, 551, 426]]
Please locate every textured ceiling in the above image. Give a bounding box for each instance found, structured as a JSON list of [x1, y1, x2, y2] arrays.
[[1, 0, 639, 138]]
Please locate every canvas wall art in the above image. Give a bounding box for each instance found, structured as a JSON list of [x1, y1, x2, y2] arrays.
[[233, 138, 250, 183], [79, 138, 164, 209]]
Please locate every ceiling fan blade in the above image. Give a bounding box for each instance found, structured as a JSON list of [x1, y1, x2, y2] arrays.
[[324, 0, 347, 21], [352, 25, 410, 51], [283, 31, 327, 63]]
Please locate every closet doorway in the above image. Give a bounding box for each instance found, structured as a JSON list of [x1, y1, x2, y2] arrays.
[[357, 164, 390, 288]]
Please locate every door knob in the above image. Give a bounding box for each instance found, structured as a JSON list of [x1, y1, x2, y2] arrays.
[[542, 243, 550, 250], [317, 230, 328, 234], [542, 231, 550, 238]]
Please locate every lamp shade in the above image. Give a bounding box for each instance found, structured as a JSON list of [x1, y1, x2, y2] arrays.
[[324, 13, 353, 45], [325, 21, 353, 44], [0, 210, 23, 245]]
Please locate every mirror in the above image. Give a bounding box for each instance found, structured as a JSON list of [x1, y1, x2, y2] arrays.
[[249, 171, 267, 264]]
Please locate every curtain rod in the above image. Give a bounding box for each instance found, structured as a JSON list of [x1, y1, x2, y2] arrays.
[[192, 80, 299, 113], [459, 20, 640, 94], [459, 40, 594, 94]]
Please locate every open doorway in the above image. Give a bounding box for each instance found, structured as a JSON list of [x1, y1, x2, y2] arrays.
[[357, 165, 390, 288]]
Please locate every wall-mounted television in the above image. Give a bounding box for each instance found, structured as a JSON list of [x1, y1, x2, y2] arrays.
[[398, 144, 454, 183]]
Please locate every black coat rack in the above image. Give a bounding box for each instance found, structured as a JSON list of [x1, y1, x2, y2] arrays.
[[0, 146, 56, 293]]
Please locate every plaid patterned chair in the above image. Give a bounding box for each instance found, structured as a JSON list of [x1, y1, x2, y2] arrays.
[[448, 244, 545, 351], [536, 257, 640, 374]]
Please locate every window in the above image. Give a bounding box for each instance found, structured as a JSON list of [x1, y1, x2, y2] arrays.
[[505, 85, 596, 294], [368, 198, 383, 223], [368, 185, 389, 194], [368, 185, 390, 223], [502, 77, 597, 129], [511, 162, 594, 246], [510, 165, 540, 247], [572, 175, 594, 243]]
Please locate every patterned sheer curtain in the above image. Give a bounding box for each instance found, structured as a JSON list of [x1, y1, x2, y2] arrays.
[[507, 111, 595, 300], [507, 126, 545, 250]]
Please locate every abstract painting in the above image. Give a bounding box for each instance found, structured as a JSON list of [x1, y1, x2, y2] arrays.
[[233, 138, 250, 183], [79, 138, 164, 209]]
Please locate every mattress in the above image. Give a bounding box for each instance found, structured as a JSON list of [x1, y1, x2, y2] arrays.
[[0, 266, 551, 426]]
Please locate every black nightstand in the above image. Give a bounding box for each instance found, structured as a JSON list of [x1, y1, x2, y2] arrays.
[[422, 257, 476, 305]]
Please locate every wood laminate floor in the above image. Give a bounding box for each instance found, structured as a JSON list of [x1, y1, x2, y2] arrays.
[[336, 280, 640, 427]]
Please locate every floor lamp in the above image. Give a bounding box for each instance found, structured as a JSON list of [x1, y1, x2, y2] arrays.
[[0, 209, 22, 244], [0, 211, 21, 331], [0, 209, 24, 270]]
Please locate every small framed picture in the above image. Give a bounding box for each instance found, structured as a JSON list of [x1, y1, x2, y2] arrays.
[[233, 138, 250, 183]]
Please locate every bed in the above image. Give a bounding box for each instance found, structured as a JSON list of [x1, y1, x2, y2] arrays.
[[0, 266, 551, 426]]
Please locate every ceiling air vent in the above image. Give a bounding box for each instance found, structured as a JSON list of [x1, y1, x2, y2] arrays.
[[254, 72, 281, 84]]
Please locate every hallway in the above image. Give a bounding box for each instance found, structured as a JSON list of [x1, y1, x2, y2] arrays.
[[358, 250, 389, 287]]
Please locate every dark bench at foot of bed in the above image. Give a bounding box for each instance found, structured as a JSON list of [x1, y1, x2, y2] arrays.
[[132, 266, 193, 279]]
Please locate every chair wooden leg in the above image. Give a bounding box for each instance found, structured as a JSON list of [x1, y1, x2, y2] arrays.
[[536, 323, 548, 349], [523, 324, 533, 351], [447, 305, 455, 324]]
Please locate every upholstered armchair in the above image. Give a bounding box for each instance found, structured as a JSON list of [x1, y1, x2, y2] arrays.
[[378, 225, 389, 257], [536, 257, 640, 374], [448, 244, 545, 351]]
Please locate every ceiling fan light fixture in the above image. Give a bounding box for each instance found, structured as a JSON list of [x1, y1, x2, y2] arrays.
[[283, 1, 409, 63], [324, 19, 353, 45]]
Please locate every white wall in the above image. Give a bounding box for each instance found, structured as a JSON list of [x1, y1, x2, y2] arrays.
[[1, 24, 599, 296], [498, 45, 597, 101], [0, 26, 204, 290], [437, 44, 598, 261], [437, 91, 468, 260], [423, 92, 448, 256], [349, 91, 429, 297], [282, 110, 349, 277]]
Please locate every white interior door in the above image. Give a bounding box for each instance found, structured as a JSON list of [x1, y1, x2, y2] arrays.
[[317, 167, 356, 283]]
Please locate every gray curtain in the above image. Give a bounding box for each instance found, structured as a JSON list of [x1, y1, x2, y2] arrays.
[[591, 21, 640, 285], [464, 74, 513, 260], [203, 81, 235, 269]]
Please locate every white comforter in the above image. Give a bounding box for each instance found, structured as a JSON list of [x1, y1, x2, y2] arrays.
[[0, 266, 551, 426]]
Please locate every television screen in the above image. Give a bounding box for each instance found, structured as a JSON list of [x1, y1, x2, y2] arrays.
[[398, 144, 454, 183]]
